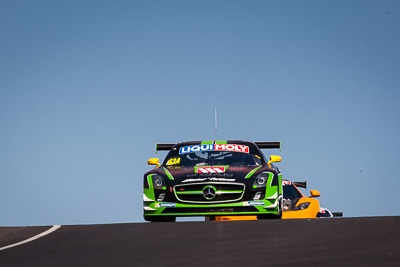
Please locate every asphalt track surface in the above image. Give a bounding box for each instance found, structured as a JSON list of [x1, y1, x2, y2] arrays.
[[0, 216, 399, 266]]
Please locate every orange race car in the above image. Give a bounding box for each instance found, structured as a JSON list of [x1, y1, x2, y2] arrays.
[[281, 180, 320, 219], [211, 180, 322, 221]]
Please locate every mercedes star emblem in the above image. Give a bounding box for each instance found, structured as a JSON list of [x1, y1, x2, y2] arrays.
[[203, 185, 217, 200]]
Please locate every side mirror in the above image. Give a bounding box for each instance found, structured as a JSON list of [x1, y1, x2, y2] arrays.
[[268, 155, 281, 167], [310, 190, 320, 197], [148, 158, 160, 168]]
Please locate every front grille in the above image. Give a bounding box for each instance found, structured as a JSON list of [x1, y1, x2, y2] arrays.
[[174, 182, 245, 203], [162, 206, 258, 214]]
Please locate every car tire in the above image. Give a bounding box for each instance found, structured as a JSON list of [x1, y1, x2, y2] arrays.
[[144, 216, 176, 222], [205, 216, 216, 221], [257, 214, 281, 219]]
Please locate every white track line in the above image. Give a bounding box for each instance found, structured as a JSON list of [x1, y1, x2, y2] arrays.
[[0, 225, 61, 251]]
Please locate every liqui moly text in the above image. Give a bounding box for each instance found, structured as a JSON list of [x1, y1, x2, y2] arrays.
[[179, 144, 249, 154]]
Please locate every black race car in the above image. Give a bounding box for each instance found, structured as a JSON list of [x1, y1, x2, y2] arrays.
[[143, 140, 283, 222]]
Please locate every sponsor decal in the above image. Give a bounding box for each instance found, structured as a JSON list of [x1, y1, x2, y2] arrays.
[[182, 178, 208, 183], [243, 201, 265, 206], [179, 144, 249, 154], [166, 157, 181, 165], [201, 173, 233, 178], [195, 166, 226, 173], [179, 144, 214, 154], [186, 173, 234, 178], [167, 166, 182, 169], [155, 203, 176, 208], [215, 144, 249, 153], [209, 177, 235, 182], [282, 181, 291, 185]]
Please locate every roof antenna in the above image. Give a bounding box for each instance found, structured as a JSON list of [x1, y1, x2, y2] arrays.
[[214, 108, 218, 141]]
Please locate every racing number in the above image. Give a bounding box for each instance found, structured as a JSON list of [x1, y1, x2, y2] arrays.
[[167, 157, 181, 165]]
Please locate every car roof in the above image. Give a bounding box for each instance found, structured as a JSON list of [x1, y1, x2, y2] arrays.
[[172, 140, 257, 147]]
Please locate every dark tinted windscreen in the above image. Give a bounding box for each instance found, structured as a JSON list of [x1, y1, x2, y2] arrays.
[[283, 184, 303, 199], [165, 151, 262, 167]]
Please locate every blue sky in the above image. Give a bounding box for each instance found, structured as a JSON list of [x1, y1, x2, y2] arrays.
[[1, 1, 399, 226]]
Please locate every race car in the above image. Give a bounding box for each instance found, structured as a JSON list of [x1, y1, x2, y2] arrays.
[[281, 180, 321, 219], [317, 207, 333, 218], [317, 207, 343, 218], [143, 140, 283, 222], [211, 180, 322, 221]]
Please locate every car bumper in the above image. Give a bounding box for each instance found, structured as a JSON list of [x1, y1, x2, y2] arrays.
[[143, 199, 280, 218]]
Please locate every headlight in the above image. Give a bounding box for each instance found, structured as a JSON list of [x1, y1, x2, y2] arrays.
[[254, 172, 270, 187], [256, 177, 267, 185], [293, 202, 310, 211], [151, 175, 165, 189]]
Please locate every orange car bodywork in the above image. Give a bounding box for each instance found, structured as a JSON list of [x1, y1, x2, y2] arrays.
[[213, 215, 257, 221], [281, 197, 320, 219], [213, 181, 320, 221]]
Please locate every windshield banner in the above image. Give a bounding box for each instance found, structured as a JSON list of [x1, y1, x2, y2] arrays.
[[179, 144, 249, 154]]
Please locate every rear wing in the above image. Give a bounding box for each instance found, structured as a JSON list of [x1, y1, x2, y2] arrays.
[[254, 141, 281, 150], [155, 141, 281, 153], [292, 181, 307, 189], [155, 143, 175, 152]]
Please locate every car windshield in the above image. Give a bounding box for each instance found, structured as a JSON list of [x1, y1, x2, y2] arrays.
[[283, 183, 303, 199], [164, 151, 262, 167]]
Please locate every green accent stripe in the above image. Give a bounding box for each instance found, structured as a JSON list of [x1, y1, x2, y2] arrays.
[[265, 186, 278, 199], [215, 140, 227, 144], [201, 141, 213, 145], [147, 174, 155, 188], [176, 191, 203, 194], [163, 167, 174, 180], [145, 174, 156, 200], [195, 165, 229, 168], [245, 166, 262, 178], [266, 172, 274, 186], [176, 190, 242, 195], [144, 200, 280, 216], [145, 211, 277, 216], [143, 189, 155, 201]]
